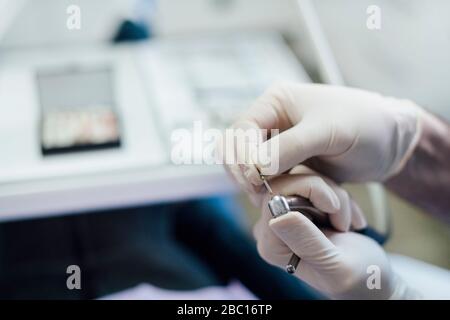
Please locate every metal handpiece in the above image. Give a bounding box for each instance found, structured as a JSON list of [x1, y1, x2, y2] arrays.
[[259, 171, 304, 274], [286, 255, 300, 274], [258, 171, 387, 274], [268, 194, 387, 274], [285, 196, 331, 227], [281, 195, 332, 273], [267, 194, 326, 274], [268, 194, 331, 274]]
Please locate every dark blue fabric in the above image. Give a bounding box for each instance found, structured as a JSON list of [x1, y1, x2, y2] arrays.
[[0, 203, 218, 299], [112, 20, 150, 43], [173, 197, 323, 299], [356, 227, 388, 245], [0, 196, 323, 299]]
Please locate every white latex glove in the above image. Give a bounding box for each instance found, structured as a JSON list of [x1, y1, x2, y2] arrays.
[[254, 174, 420, 300], [226, 83, 423, 195]]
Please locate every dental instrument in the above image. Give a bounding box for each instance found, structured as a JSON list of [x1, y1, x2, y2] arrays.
[[260, 174, 387, 274]]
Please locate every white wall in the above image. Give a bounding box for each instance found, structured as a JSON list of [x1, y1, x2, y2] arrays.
[[153, 0, 299, 35], [1, 0, 302, 48], [1, 0, 132, 48], [313, 0, 450, 119]]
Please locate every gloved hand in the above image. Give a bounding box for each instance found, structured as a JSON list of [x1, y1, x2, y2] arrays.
[[225, 83, 423, 195], [254, 173, 420, 299]]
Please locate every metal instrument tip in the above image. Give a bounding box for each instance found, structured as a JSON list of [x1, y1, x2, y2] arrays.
[[261, 175, 273, 195], [255, 166, 273, 195]]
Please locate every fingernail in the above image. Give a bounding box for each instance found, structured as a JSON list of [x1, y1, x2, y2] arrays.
[[244, 165, 263, 185], [352, 204, 368, 230], [330, 192, 341, 212], [354, 214, 368, 230]]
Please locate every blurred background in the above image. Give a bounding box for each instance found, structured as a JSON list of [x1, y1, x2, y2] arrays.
[[0, 0, 448, 299]]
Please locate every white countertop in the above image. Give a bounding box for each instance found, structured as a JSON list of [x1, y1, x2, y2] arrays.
[[0, 34, 309, 221]]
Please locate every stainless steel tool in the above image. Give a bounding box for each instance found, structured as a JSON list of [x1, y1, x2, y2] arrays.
[[261, 174, 387, 274], [267, 193, 331, 274]]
